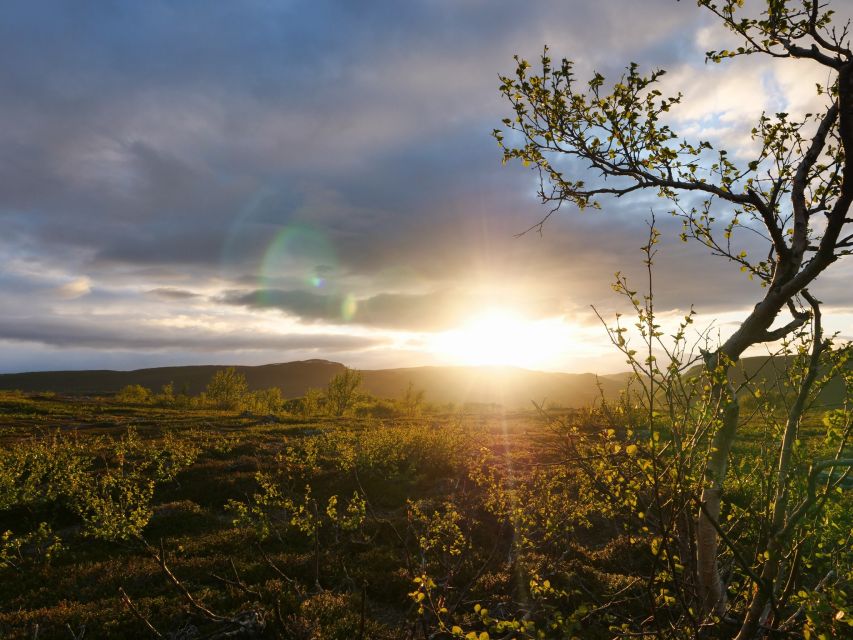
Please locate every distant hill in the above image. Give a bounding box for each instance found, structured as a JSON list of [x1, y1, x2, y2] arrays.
[[690, 356, 845, 407], [0, 360, 625, 409], [0, 355, 846, 409], [0, 360, 345, 398], [358, 366, 624, 408]]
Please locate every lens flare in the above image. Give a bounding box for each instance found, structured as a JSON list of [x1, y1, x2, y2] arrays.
[[259, 225, 337, 290], [256, 225, 365, 324], [221, 195, 366, 324], [341, 294, 358, 322]]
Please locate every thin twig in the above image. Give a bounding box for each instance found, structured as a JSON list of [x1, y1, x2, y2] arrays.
[[210, 557, 262, 600], [146, 538, 228, 622], [118, 587, 164, 639]]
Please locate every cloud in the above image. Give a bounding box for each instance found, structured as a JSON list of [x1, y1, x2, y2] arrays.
[[0, 1, 850, 372], [55, 276, 92, 299], [146, 287, 202, 300], [223, 288, 345, 323], [223, 287, 562, 331], [0, 315, 380, 353]]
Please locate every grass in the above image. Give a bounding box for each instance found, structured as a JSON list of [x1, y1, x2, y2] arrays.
[[0, 392, 578, 639], [1, 390, 849, 639]]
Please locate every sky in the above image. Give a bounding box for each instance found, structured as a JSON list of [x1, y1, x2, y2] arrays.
[[1, 0, 852, 374]]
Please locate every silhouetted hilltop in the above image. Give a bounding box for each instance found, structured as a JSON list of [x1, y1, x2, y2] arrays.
[[0, 360, 346, 398], [0, 355, 846, 408], [0, 360, 622, 408]]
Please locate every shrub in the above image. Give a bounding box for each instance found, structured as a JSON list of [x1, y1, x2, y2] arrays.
[[325, 368, 362, 417], [246, 387, 284, 415], [0, 428, 201, 546], [353, 394, 397, 418], [155, 382, 175, 406], [299, 388, 324, 417], [400, 382, 426, 417], [116, 384, 152, 404], [205, 367, 249, 410]]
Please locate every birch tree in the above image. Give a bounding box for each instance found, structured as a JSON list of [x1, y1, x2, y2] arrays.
[[496, 1, 853, 635]]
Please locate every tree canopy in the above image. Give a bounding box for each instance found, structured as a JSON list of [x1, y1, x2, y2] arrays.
[[496, 1, 853, 636]]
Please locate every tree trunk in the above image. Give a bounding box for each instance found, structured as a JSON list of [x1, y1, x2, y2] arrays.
[[735, 300, 824, 640], [694, 290, 794, 617], [697, 373, 740, 616]]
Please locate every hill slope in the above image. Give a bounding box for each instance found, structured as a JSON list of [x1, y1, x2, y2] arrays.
[[1, 354, 846, 409], [0, 360, 344, 398], [0, 360, 624, 409]]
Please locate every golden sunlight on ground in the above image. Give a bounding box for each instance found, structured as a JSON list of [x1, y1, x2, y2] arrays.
[[430, 308, 574, 369]]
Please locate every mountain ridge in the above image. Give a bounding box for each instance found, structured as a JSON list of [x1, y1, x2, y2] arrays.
[[0, 360, 625, 408], [0, 356, 846, 409]]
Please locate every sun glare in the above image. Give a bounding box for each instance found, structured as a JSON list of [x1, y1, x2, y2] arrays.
[[432, 308, 568, 369]]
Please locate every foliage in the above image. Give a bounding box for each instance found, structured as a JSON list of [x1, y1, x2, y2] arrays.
[[325, 368, 362, 417], [116, 384, 153, 404], [155, 382, 175, 406], [0, 389, 850, 638], [0, 427, 200, 549], [298, 387, 324, 417], [353, 394, 398, 418], [244, 386, 284, 414], [1, 522, 64, 571], [205, 367, 249, 410], [493, 1, 853, 636], [401, 382, 426, 418]]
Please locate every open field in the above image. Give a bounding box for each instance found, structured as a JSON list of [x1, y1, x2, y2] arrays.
[[0, 392, 577, 639], [0, 388, 849, 639]]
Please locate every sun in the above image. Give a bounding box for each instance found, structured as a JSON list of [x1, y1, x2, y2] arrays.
[[431, 308, 566, 369]]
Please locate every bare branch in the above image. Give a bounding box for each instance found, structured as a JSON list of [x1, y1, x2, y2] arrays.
[[146, 538, 228, 623], [807, 0, 853, 59], [756, 312, 811, 343], [118, 587, 164, 639], [790, 104, 840, 266]]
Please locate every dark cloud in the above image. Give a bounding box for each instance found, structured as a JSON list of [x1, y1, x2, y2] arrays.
[[0, 315, 378, 353], [221, 288, 459, 330], [223, 289, 342, 322], [222, 285, 568, 331], [0, 0, 703, 279], [147, 288, 202, 300]]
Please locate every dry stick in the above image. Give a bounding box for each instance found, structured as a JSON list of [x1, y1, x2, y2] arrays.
[[118, 587, 164, 639], [65, 624, 85, 640], [309, 498, 322, 591], [274, 598, 287, 635], [230, 557, 261, 598], [210, 558, 262, 599], [148, 538, 228, 622], [255, 543, 297, 584]]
